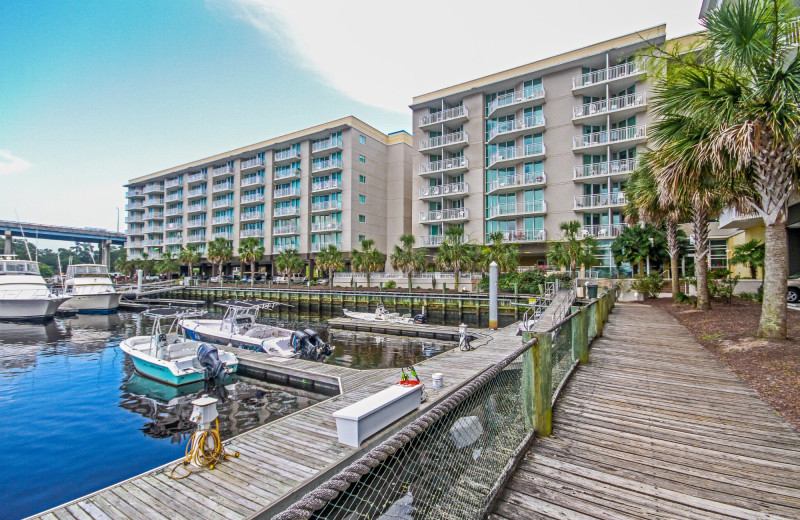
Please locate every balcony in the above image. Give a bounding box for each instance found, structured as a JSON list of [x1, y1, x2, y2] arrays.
[[573, 158, 637, 181], [487, 200, 547, 219], [486, 172, 546, 195], [212, 215, 234, 225], [572, 61, 643, 91], [274, 206, 301, 218], [212, 164, 234, 178], [212, 182, 235, 194], [165, 236, 183, 245], [572, 92, 647, 124], [164, 207, 183, 217], [273, 243, 299, 254], [311, 158, 343, 174], [143, 239, 163, 247], [125, 202, 144, 211], [273, 187, 301, 200], [165, 192, 183, 202], [145, 225, 164, 233], [581, 224, 626, 239], [165, 177, 182, 189], [125, 228, 144, 236], [419, 131, 468, 152], [273, 225, 300, 236], [143, 198, 165, 208], [718, 206, 762, 230], [212, 231, 234, 240], [187, 171, 207, 184], [419, 208, 470, 224], [487, 114, 546, 144], [125, 240, 143, 248], [143, 211, 164, 220], [311, 200, 342, 213], [418, 182, 469, 200], [487, 143, 546, 169], [311, 241, 341, 253], [573, 192, 627, 210], [241, 175, 265, 187], [240, 211, 265, 222], [418, 157, 469, 178], [124, 215, 143, 224], [188, 187, 207, 199], [187, 234, 206, 243], [187, 219, 206, 228], [126, 188, 144, 199], [419, 235, 444, 247], [311, 221, 343, 233], [312, 137, 343, 155], [240, 228, 264, 238], [143, 184, 164, 194], [311, 179, 342, 194], [274, 149, 301, 163], [241, 156, 265, 171], [572, 124, 647, 153], [274, 168, 301, 181], [493, 229, 547, 243], [187, 203, 207, 214], [212, 198, 234, 209], [418, 106, 469, 129], [487, 87, 546, 118], [241, 193, 266, 205]]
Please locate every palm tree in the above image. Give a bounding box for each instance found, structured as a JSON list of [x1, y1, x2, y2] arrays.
[[207, 238, 233, 286], [434, 228, 477, 291], [730, 239, 765, 279], [649, 0, 800, 335], [351, 238, 386, 288], [480, 232, 520, 274], [390, 234, 428, 292], [114, 250, 136, 278], [274, 249, 304, 287], [156, 250, 179, 278], [315, 244, 345, 289], [547, 221, 599, 278], [136, 251, 156, 279], [238, 237, 265, 287], [178, 246, 202, 279]]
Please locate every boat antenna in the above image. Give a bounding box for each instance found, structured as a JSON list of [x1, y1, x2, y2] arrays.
[[14, 210, 32, 261]]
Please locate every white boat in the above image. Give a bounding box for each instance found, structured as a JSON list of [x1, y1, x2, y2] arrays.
[[343, 304, 426, 325], [0, 255, 70, 321], [60, 264, 121, 314], [181, 299, 334, 360], [120, 308, 239, 386]]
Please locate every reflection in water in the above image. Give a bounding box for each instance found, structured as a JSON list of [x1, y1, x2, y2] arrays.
[[0, 320, 68, 371], [325, 330, 456, 369]]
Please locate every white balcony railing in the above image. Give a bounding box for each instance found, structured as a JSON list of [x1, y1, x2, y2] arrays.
[[241, 193, 266, 204], [273, 225, 300, 236], [125, 228, 143, 236], [419, 208, 470, 223], [212, 164, 234, 177], [212, 215, 234, 225], [418, 157, 468, 176], [419, 106, 469, 127], [312, 179, 343, 192], [240, 211, 264, 222], [126, 188, 144, 198], [273, 243, 299, 254], [419, 131, 468, 151], [572, 61, 642, 89], [273, 206, 301, 217], [273, 187, 301, 199], [581, 224, 626, 238], [573, 158, 637, 179], [124, 215, 143, 223], [311, 200, 342, 212], [487, 171, 546, 193], [212, 182, 235, 193], [312, 137, 343, 153], [311, 158, 343, 173], [187, 171, 207, 183], [187, 219, 206, 228], [165, 177, 182, 189], [164, 207, 183, 216], [241, 156, 265, 170], [125, 203, 144, 210], [487, 87, 546, 116], [493, 229, 547, 243], [488, 143, 545, 167], [274, 149, 301, 162], [311, 221, 343, 233], [142, 239, 163, 247], [187, 203, 207, 213], [419, 235, 444, 247], [241, 175, 265, 187], [487, 200, 546, 218], [146, 225, 165, 233], [487, 114, 545, 141], [418, 182, 469, 199], [143, 211, 164, 220], [212, 231, 234, 240], [188, 187, 207, 198], [275, 168, 301, 181], [143, 198, 165, 207], [311, 241, 341, 253], [165, 192, 183, 202], [165, 236, 183, 245], [143, 184, 164, 194], [212, 198, 233, 209], [573, 91, 647, 119], [574, 192, 627, 209], [240, 228, 264, 238], [125, 240, 144, 248], [187, 234, 206, 243], [573, 124, 647, 149]]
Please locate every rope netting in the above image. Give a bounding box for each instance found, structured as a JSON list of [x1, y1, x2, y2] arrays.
[[550, 316, 574, 393]]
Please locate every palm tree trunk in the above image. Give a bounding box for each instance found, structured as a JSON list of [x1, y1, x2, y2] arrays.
[[666, 220, 680, 300], [366, 271, 370, 288], [408, 272, 412, 294], [219, 263, 224, 286], [251, 260, 255, 287], [759, 220, 788, 339], [455, 271, 459, 293], [329, 269, 334, 290], [693, 203, 711, 311]]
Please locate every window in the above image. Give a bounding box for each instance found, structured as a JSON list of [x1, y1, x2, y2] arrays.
[[359, 155, 366, 164], [359, 135, 366, 144], [359, 195, 366, 203], [359, 174, 366, 183], [359, 215, 366, 223], [358, 234, 365, 242]]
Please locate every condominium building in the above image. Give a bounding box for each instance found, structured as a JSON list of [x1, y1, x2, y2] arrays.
[[124, 117, 412, 274], [410, 26, 666, 275]]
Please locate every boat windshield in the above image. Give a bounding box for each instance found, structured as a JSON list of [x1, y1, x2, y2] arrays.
[[67, 265, 109, 277], [0, 260, 40, 275]]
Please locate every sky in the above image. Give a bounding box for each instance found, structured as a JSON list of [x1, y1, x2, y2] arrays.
[[0, 0, 705, 235]]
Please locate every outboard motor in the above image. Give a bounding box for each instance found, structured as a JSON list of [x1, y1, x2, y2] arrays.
[[197, 343, 227, 381], [303, 329, 334, 359], [413, 314, 427, 324], [290, 330, 311, 358]]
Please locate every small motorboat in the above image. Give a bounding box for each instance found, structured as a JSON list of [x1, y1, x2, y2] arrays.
[[0, 255, 71, 321], [343, 303, 426, 325], [60, 263, 121, 314], [120, 308, 238, 386], [181, 299, 334, 361]]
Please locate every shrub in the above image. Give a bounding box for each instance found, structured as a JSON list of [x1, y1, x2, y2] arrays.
[[477, 266, 550, 294], [675, 292, 696, 305], [738, 291, 763, 303], [384, 280, 397, 289], [709, 275, 739, 304], [631, 272, 664, 299], [708, 267, 732, 280]]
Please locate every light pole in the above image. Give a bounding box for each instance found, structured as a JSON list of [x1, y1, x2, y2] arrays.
[[116, 207, 120, 233]]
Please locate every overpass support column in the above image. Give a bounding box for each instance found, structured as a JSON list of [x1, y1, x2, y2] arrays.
[[3, 231, 11, 255], [102, 240, 112, 270]]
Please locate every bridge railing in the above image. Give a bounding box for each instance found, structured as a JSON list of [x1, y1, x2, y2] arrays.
[[272, 289, 616, 520]]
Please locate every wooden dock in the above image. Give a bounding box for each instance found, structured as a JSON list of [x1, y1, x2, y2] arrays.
[[327, 317, 477, 341], [27, 324, 522, 520], [490, 303, 800, 520]]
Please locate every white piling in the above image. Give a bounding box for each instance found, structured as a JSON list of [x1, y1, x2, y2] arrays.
[[137, 269, 143, 294], [489, 261, 498, 330]]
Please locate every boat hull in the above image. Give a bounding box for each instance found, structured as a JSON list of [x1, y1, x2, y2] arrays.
[[61, 293, 121, 314], [0, 297, 69, 321]]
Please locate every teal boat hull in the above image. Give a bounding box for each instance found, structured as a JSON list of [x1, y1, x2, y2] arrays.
[[129, 356, 239, 387]]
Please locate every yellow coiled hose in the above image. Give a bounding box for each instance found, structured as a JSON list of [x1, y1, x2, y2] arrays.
[[169, 419, 239, 479]]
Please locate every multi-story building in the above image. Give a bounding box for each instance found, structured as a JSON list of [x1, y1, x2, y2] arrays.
[[124, 117, 412, 275], [410, 25, 666, 275]]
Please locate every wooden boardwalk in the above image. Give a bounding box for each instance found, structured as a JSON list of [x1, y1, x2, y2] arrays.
[[27, 323, 521, 520], [490, 303, 800, 520]]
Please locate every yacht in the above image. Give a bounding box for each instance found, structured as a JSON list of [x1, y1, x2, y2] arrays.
[[60, 264, 121, 314], [0, 255, 70, 321]]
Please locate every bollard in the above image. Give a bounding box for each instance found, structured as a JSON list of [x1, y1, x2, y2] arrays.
[[489, 261, 498, 330], [137, 269, 143, 294]]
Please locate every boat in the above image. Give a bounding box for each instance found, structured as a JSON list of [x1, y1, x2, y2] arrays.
[[60, 264, 121, 314], [343, 303, 426, 325], [0, 255, 71, 321], [181, 299, 334, 360], [120, 308, 239, 386]]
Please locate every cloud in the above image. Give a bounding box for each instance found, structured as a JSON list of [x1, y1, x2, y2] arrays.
[[212, 0, 703, 113], [0, 150, 32, 176]]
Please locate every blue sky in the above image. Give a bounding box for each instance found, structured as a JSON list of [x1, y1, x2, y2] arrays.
[[0, 0, 704, 234]]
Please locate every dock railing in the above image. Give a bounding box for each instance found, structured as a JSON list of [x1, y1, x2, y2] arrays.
[[272, 289, 616, 520]]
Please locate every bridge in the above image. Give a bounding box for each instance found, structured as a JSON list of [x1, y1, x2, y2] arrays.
[[0, 220, 126, 267]]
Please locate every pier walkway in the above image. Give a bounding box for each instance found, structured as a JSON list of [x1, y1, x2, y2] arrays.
[[490, 304, 800, 520], [28, 324, 520, 520]]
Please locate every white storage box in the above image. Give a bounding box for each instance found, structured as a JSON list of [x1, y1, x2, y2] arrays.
[[332, 384, 423, 447]]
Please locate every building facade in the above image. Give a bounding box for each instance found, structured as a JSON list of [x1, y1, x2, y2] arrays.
[[124, 117, 412, 274], [409, 26, 667, 275]]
